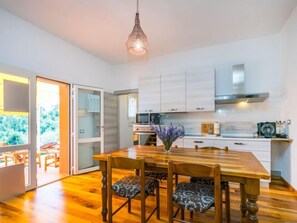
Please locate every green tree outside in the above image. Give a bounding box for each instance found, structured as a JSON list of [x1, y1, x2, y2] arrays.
[[0, 105, 59, 146]]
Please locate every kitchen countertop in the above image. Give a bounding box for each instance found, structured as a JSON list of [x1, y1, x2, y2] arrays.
[[183, 134, 293, 143]]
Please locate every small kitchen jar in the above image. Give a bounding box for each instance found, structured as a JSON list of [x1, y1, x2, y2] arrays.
[[214, 122, 220, 136]]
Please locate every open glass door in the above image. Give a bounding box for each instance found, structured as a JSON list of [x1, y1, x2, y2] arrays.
[[0, 71, 37, 193], [72, 85, 104, 174]]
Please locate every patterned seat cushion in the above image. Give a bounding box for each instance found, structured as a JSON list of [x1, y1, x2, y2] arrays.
[[173, 182, 214, 213], [145, 171, 168, 181], [190, 177, 228, 189], [112, 175, 159, 198]]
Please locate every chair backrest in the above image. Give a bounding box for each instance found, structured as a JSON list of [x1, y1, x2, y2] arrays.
[[107, 156, 146, 182], [195, 145, 228, 151], [107, 156, 147, 221], [167, 161, 222, 223], [108, 156, 144, 170]]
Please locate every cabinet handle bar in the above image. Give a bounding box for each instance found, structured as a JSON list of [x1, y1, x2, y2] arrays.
[[234, 142, 245, 145]]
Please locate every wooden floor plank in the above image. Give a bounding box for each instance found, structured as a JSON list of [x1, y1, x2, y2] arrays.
[[1, 170, 297, 223]]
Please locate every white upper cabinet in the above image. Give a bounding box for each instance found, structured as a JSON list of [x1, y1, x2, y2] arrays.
[[138, 67, 215, 113], [161, 72, 186, 113], [186, 67, 215, 112], [138, 74, 160, 113]]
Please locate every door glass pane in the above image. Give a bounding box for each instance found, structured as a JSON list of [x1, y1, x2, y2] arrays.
[[78, 89, 101, 138], [0, 73, 29, 146], [78, 142, 100, 171]]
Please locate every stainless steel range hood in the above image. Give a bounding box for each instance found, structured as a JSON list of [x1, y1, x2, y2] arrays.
[[215, 64, 269, 104]]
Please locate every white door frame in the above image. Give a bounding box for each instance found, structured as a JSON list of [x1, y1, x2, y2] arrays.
[[0, 70, 37, 191]]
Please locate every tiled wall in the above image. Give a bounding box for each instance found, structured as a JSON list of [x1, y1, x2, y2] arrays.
[[161, 100, 281, 135]]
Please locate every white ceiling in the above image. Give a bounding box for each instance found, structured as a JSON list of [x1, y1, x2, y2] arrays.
[[0, 0, 297, 65]]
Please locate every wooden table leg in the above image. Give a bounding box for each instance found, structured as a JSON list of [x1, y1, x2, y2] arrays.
[[100, 161, 108, 222], [240, 183, 247, 222], [246, 179, 260, 223]]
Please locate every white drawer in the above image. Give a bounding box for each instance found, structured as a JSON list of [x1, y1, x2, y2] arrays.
[[228, 148, 270, 162], [183, 138, 216, 149], [172, 138, 184, 148], [157, 137, 183, 148], [217, 140, 271, 152]]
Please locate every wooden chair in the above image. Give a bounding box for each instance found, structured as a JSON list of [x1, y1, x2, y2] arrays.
[[0, 152, 14, 166], [44, 151, 59, 171], [190, 146, 230, 222], [40, 142, 59, 171], [168, 161, 222, 223], [13, 151, 42, 168], [0, 153, 8, 166], [36, 152, 41, 168], [107, 156, 160, 223], [145, 145, 179, 189]]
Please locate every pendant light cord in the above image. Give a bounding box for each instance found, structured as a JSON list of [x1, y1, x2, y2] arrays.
[[136, 0, 139, 13]]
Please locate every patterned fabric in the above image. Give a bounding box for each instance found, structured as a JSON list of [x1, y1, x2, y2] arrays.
[[112, 175, 159, 198], [145, 171, 168, 181], [173, 182, 214, 213], [190, 177, 228, 189]]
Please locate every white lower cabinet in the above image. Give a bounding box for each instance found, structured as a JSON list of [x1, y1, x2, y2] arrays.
[[215, 139, 271, 187], [157, 137, 183, 148], [172, 138, 184, 148], [158, 136, 271, 187], [183, 138, 216, 148], [182, 137, 271, 187]]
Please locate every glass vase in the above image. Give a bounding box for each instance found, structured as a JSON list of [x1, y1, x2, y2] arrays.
[[163, 141, 173, 153]]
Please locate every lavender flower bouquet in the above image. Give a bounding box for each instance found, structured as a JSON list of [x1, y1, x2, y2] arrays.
[[151, 123, 185, 153]]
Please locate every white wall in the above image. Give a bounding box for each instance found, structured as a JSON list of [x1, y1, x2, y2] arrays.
[[279, 6, 297, 189], [118, 95, 134, 148], [0, 9, 113, 91], [114, 35, 282, 123]]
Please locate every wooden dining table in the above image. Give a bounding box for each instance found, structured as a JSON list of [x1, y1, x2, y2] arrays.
[[93, 145, 270, 223]]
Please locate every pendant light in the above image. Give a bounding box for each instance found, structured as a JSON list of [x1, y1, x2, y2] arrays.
[[126, 0, 148, 56]]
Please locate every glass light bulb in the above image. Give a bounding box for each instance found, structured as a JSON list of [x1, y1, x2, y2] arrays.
[[133, 39, 144, 52]]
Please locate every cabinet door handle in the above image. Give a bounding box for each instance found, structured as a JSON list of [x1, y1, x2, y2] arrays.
[[196, 107, 205, 110], [234, 142, 246, 145], [148, 110, 153, 112], [193, 141, 204, 143], [169, 108, 178, 111]]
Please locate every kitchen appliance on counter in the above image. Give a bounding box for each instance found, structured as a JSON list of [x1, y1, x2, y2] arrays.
[[136, 113, 161, 125], [276, 121, 289, 138], [133, 124, 156, 146], [257, 122, 276, 138]]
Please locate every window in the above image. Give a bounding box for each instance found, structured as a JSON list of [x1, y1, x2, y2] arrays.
[[0, 73, 29, 146], [128, 94, 138, 118]]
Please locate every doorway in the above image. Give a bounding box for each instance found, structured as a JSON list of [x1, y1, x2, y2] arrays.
[[118, 93, 138, 148], [36, 77, 69, 186]]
